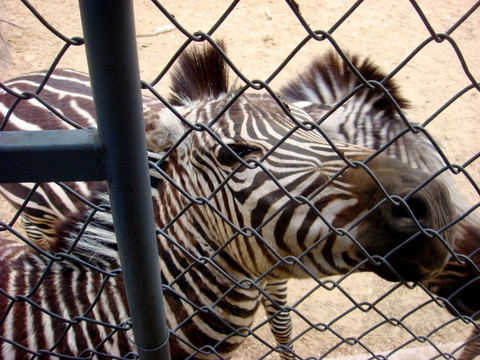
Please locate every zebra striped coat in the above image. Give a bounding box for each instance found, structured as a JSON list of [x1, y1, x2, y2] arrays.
[[0, 43, 457, 359]]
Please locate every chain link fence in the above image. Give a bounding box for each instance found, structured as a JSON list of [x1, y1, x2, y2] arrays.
[[0, 1, 479, 359]]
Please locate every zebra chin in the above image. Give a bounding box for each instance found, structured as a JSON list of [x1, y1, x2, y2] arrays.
[[358, 228, 454, 283]]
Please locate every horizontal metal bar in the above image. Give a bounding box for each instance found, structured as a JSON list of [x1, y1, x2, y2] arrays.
[[0, 129, 106, 183]]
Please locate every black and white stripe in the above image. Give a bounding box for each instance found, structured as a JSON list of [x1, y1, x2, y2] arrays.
[[0, 43, 458, 359], [281, 50, 480, 359], [0, 69, 98, 247]]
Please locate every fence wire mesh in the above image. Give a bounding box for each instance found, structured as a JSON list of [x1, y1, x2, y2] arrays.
[[0, 1, 479, 359]]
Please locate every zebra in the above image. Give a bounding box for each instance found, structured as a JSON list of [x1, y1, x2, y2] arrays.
[[0, 68, 160, 250], [280, 51, 480, 360], [0, 42, 456, 359]]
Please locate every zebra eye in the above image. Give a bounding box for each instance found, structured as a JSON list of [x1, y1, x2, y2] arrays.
[[218, 144, 256, 166]]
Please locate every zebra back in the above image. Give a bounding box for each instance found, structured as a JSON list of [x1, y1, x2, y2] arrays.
[[0, 69, 162, 247]]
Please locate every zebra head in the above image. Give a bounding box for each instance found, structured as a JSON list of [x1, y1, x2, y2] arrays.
[[145, 41, 455, 283]]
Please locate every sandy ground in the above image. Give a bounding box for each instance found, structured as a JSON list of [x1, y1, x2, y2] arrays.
[[0, 1, 479, 359]]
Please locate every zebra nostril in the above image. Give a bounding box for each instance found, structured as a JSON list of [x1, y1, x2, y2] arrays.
[[391, 197, 428, 222], [385, 195, 430, 232]]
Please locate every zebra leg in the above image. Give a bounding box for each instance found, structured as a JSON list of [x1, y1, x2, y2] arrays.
[[459, 325, 480, 360], [0, 182, 65, 246], [262, 279, 294, 359]]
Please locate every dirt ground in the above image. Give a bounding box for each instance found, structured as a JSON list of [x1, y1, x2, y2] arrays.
[[0, 1, 479, 359]]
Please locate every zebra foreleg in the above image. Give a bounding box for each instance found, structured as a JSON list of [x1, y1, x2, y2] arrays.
[[459, 325, 480, 360], [262, 279, 294, 359]]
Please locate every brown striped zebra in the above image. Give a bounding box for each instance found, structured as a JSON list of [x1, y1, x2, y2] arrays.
[[280, 51, 480, 359], [0, 42, 456, 359]]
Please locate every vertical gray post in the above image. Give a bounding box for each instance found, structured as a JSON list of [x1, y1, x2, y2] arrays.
[[78, 1, 171, 359]]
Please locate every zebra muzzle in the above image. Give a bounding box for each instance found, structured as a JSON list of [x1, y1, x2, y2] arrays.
[[350, 157, 456, 282]]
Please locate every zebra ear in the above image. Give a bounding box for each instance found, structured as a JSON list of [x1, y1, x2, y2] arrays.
[[169, 40, 230, 105], [144, 108, 186, 153]]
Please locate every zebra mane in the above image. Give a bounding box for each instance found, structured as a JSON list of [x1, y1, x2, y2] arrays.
[[169, 40, 231, 106], [281, 51, 410, 115], [53, 190, 119, 265]]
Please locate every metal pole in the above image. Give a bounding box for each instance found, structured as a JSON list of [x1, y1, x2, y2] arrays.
[[78, 1, 171, 359]]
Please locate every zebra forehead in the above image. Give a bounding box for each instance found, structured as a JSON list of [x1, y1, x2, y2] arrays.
[[178, 95, 348, 158], [210, 95, 316, 130]]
